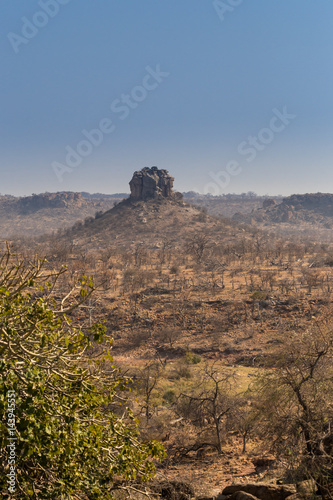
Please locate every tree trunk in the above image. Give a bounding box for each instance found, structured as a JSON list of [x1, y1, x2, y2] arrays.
[[215, 419, 223, 454], [242, 434, 247, 454]]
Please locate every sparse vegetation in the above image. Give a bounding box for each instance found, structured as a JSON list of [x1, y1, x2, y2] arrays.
[[2, 186, 333, 497]]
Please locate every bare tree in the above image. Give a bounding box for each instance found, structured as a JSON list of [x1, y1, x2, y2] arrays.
[[185, 233, 212, 264], [136, 362, 162, 424], [179, 363, 237, 454], [228, 396, 258, 453]]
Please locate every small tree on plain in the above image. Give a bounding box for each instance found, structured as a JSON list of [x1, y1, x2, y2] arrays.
[[179, 363, 237, 454]]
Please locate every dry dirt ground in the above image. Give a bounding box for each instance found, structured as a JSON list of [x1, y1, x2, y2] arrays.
[[154, 443, 282, 498]]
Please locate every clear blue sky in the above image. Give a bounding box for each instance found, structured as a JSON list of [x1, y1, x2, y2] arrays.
[[1, 1, 333, 196]]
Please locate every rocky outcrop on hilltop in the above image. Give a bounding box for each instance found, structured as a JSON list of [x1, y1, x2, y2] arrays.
[[18, 192, 84, 213], [129, 167, 175, 200], [63, 167, 252, 251]]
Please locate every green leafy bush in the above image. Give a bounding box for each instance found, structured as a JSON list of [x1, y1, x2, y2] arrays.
[[184, 351, 201, 365], [0, 248, 164, 499], [250, 291, 267, 301], [162, 390, 177, 404]]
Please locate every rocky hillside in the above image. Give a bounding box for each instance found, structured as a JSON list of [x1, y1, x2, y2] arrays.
[[233, 193, 333, 230], [0, 192, 124, 238], [184, 193, 284, 219], [17, 192, 85, 212], [57, 168, 255, 252], [62, 196, 242, 250]]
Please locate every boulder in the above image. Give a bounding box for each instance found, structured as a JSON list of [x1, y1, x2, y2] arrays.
[[150, 480, 194, 500], [129, 167, 174, 200], [286, 494, 316, 500], [252, 457, 276, 468], [231, 492, 261, 500], [222, 483, 296, 500]]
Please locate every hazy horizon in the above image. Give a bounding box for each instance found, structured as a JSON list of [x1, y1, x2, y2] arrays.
[[3, 186, 333, 200]]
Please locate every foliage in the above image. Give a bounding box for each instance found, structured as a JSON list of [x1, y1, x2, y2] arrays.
[[162, 390, 177, 404], [0, 248, 164, 499], [250, 291, 267, 301], [184, 351, 201, 365]]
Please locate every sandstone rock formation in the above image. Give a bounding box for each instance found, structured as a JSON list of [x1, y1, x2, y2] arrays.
[[129, 167, 174, 200]]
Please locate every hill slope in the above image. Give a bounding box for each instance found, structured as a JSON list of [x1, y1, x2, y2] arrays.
[[0, 192, 124, 238], [59, 196, 254, 251], [233, 193, 333, 238]]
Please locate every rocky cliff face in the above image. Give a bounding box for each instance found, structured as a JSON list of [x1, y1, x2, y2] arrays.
[[129, 167, 174, 200]]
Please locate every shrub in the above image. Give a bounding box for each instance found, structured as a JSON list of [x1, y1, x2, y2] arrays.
[[163, 390, 177, 404], [184, 351, 201, 364], [0, 249, 164, 499], [250, 291, 267, 301]]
